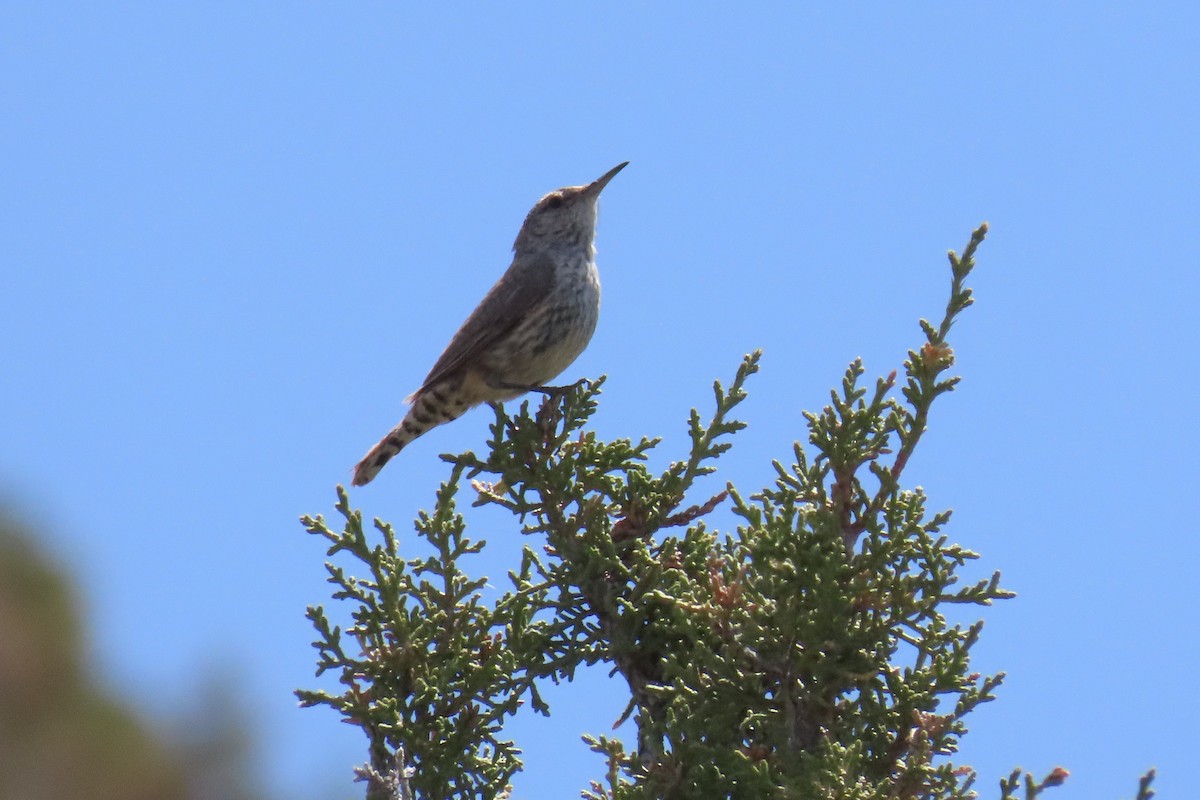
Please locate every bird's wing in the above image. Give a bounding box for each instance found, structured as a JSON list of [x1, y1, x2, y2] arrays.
[[412, 251, 556, 397]]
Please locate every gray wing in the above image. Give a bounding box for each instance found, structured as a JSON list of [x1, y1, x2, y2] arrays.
[[414, 251, 556, 395]]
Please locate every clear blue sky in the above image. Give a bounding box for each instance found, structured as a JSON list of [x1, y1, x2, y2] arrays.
[[3, 4, 1196, 798]]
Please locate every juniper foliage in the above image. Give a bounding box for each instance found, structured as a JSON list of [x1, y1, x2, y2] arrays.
[[299, 225, 1154, 799]]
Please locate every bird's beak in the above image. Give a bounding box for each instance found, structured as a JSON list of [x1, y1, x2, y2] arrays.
[[585, 161, 629, 196]]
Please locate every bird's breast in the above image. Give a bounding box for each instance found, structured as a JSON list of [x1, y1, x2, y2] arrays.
[[485, 255, 600, 387]]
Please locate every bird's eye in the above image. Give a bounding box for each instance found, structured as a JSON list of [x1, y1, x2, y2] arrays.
[[544, 194, 564, 209]]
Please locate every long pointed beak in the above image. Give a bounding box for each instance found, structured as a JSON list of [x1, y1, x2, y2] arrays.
[[585, 161, 629, 196]]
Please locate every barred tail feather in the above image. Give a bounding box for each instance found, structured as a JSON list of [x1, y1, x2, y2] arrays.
[[351, 427, 411, 486], [350, 382, 476, 486]]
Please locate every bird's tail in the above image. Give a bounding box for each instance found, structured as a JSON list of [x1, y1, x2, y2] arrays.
[[350, 385, 474, 486], [351, 425, 414, 486]]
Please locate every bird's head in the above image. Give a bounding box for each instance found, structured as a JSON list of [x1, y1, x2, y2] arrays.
[[513, 162, 628, 253]]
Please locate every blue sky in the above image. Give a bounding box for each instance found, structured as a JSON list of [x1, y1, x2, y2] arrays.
[[3, 3, 1197, 798]]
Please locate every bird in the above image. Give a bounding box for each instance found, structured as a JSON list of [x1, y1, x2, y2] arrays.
[[351, 162, 628, 486]]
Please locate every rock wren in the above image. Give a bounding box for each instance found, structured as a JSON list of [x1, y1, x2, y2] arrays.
[[351, 162, 628, 486]]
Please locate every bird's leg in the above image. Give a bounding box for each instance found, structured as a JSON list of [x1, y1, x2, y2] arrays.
[[497, 377, 591, 398], [493, 379, 592, 443]]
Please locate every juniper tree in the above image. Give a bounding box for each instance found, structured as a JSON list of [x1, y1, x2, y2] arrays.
[[299, 225, 1155, 800]]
